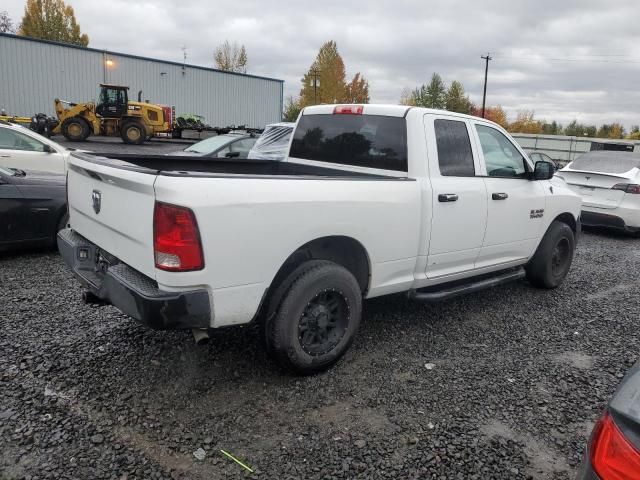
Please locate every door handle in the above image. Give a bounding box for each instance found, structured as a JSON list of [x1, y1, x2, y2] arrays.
[[0, 155, 10, 158], [492, 193, 509, 200], [438, 193, 459, 202]]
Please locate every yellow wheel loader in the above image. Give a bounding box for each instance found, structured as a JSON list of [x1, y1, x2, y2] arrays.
[[53, 84, 170, 144]]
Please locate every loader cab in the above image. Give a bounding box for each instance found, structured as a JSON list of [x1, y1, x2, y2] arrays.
[[96, 84, 128, 118]]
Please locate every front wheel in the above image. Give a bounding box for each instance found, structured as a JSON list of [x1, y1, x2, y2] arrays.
[[267, 261, 362, 375], [121, 122, 146, 145], [62, 117, 90, 141], [526, 220, 575, 289]]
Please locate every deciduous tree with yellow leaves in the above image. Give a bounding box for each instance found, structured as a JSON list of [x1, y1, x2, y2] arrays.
[[299, 41, 370, 107], [19, 0, 88, 46]]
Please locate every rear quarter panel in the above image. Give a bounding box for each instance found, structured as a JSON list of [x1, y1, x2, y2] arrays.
[[153, 175, 422, 326], [545, 176, 583, 236]]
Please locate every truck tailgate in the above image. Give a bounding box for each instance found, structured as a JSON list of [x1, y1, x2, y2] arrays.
[[67, 156, 158, 279]]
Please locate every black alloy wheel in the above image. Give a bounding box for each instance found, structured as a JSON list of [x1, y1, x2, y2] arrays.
[[298, 289, 349, 356], [551, 237, 571, 278]]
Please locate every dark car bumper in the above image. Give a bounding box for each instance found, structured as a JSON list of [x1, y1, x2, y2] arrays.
[[581, 210, 639, 233], [57, 228, 211, 330]]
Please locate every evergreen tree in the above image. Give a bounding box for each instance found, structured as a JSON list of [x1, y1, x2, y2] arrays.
[[444, 80, 472, 114]]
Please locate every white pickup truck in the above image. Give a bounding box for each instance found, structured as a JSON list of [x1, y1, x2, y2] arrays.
[[58, 104, 581, 374]]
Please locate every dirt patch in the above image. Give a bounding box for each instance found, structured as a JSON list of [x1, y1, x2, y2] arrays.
[[481, 419, 572, 479], [585, 282, 639, 301], [310, 401, 393, 435], [550, 352, 595, 371]]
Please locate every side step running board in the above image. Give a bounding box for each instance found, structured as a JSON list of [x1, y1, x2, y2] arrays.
[[408, 267, 526, 303]]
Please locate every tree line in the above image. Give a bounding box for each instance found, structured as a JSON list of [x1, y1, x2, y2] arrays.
[[400, 73, 638, 140], [507, 111, 638, 140]]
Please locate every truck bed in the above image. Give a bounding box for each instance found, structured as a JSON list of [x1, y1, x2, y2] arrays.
[[72, 152, 408, 180]]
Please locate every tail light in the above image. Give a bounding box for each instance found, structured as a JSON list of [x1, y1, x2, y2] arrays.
[[153, 202, 204, 271], [612, 183, 640, 194], [333, 105, 363, 115], [590, 412, 640, 479]]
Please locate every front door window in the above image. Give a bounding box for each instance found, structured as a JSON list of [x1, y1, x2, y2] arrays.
[[475, 125, 528, 178]]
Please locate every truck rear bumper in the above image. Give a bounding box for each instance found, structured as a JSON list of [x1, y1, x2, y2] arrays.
[[57, 228, 211, 330]]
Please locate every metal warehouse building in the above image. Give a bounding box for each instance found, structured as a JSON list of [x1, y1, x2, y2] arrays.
[[0, 33, 283, 128]]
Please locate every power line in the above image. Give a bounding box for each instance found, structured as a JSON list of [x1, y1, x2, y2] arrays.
[[493, 55, 640, 64]]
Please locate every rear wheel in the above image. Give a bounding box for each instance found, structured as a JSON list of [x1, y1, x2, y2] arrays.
[[121, 121, 146, 145], [526, 220, 575, 288], [267, 261, 362, 375], [61, 117, 90, 141]]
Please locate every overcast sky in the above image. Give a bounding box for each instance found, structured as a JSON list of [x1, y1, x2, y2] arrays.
[[4, 0, 639, 127]]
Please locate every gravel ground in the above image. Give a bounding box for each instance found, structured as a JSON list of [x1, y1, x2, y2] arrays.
[[1, 228, 638, 480]]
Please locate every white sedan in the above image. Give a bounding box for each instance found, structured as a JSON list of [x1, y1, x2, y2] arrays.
[[559, 151, 640, 233], [0, 120, 72, 174]]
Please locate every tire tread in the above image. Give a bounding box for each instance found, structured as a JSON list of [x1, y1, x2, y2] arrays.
[[268, 260, 361, 374]]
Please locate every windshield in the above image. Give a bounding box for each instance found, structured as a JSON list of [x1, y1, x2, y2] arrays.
[[184, 135, 237, 154]]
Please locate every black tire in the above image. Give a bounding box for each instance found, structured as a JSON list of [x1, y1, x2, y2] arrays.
[[267, 260, 362, 375], [261, 260, 328, 356], [121, 121, 146, 145], [62, 117, 90, 141], [526, 220, 575, 289]]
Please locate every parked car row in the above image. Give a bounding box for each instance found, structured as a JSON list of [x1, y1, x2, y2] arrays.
[[0, 120, 297, 252]]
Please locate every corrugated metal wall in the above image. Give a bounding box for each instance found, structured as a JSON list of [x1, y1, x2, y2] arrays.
[[513, 133, 640, 163], [0, 33, 283, 128]]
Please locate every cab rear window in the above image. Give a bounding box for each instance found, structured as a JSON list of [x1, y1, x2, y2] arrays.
[[290, 114, 408, 172]]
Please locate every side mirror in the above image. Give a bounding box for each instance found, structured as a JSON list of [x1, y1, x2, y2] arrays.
[[533, 160, 555, 180], [42, 144, 54, 153], [225, 151, 240, 158]]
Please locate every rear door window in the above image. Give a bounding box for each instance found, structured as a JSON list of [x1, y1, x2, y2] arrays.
[[434, 119, 475, 176], [290, 114, 408, 172]]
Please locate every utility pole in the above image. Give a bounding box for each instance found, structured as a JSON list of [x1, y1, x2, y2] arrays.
[[309, 67, 320, 105], [481, 53, 492, 118]]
